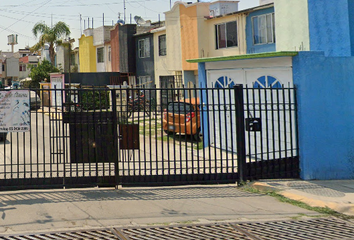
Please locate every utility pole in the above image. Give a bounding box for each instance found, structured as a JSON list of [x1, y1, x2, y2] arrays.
[[80, 14, 82, 35], [124, 0, 126, 23]]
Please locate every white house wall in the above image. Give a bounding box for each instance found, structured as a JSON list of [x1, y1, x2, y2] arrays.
[[165, 5, 183, 71], [93, 26, 111, 46], [154, 29, 174, 88], [96, 44, 106, 72], [105, 44, 112, 72], [274, 0, 310, 51], [197, 5, 210, 58], [7, 57, 19, 77], [205, 57, 294, 155]]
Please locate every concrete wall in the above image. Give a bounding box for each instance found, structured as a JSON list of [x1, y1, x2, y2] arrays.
[[165, 3, 182, 71], [93, 26, 112, 46], [246, 7, 275, 54], [197, 3, 210, 59], [56, 45, 69, 72], [274, 0, 310, 52], [153, 29, 174, 88], [293, 51, 354, 179], [6, 57, 19, 77], [105, 43, 112, 72]]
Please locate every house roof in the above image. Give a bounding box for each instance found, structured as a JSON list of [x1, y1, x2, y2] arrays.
[[186, 51, 299, 63], [165, 1, 211, 14], [206, 2, 274, 20]]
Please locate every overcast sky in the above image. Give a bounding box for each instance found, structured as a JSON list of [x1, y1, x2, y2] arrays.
[[0, 0, 259, 52]]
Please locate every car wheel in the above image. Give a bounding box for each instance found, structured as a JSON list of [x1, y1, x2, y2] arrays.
[[192, 133, 201, 142], [193, 128, 201, 142], [164, 130, 173, 135]]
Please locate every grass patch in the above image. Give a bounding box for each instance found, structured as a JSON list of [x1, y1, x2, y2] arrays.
[[193, 141, 204, 150], [241, 184, 354, 221], [157, 135, 171, 142]]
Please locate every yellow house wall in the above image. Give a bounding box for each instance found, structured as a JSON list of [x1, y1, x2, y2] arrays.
[[153, 29, 174, 89], [274, 0, 310, 51], [206, 14, 247, 58], [165, 5, 182, 72], [79, 35, 97, 72]]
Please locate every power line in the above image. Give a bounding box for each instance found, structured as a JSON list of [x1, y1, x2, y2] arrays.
[[0, 0, 53, 33]]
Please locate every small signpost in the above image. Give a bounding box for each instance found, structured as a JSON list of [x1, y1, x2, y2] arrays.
[[0, 90, 30, 132]]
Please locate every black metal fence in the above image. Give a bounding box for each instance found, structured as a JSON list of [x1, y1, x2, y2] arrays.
[[0, 85, 299, 190], [241, 85, 299, 180]]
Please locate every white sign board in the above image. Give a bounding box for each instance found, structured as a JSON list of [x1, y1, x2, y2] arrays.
[[0, 90, 30, 132]]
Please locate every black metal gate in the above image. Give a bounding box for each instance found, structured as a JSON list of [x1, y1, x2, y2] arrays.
[[0, 85, 299, 190], [235, 85, 300, 181]]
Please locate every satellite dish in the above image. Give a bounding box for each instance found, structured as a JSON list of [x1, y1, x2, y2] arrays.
[[134, 16, 146, 25]]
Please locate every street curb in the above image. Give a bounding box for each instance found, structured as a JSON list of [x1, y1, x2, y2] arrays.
[[250, 182, 354, 216], [249, 182, 281, 193]]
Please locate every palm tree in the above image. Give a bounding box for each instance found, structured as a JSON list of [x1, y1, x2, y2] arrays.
[[31, 21, 71, 66]]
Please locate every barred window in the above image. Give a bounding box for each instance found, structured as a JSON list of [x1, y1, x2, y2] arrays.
[[138, 38, 150, 58], [158, 35, 166, 56]]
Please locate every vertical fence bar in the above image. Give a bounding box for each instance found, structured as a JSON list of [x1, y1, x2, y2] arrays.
[[111, 89, 119, 188], [293, 86, 300, 177], [234, 84, 246, 183]]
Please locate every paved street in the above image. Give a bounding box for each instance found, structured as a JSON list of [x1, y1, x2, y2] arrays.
[[0, 185, 320, 235], [0, 185, 353, 239]]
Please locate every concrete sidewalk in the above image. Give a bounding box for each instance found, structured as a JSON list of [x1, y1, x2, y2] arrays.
[[251, 179, 354, 216], [0, 184, 320, 235]]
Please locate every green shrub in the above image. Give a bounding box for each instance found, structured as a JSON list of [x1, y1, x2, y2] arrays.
[[80, 90, 110, 110]]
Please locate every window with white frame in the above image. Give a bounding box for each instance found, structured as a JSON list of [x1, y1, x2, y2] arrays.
[[252, 13, 275, 45], [158, 34, 166, 56], [108, 46, 111, 62], [19, 64, 26, 72], [138, 38, 150, 58], [97, 47, 104, 63], [215, 21, 238, 49]]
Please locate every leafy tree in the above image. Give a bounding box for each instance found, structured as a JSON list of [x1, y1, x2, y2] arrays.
[[31, 21, 71, 65], [27, 59, 60, 88]]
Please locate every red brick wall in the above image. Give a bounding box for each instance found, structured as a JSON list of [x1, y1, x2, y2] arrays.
[[110, 25, 120, 72]]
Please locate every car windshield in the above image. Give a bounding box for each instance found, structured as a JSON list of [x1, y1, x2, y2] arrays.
[[167, 102, 195, 114]]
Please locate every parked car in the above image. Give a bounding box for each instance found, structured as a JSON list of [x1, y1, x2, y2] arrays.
[[30, 91, 41, 110], [163, 98, 201, 141]]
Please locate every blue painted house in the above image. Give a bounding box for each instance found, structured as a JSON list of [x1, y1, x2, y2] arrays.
[[188, 0, 354, 180], [246, 5, 275, 54]]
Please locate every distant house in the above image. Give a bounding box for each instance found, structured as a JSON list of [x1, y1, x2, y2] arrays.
[[19, 55, 40, 80]]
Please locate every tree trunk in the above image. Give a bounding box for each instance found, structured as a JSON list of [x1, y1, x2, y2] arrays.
[[49, 44, 55, 66]]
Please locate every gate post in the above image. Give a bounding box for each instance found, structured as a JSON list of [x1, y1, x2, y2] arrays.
[[111, 89, 120, 188], [234, 84, 246, 183]]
